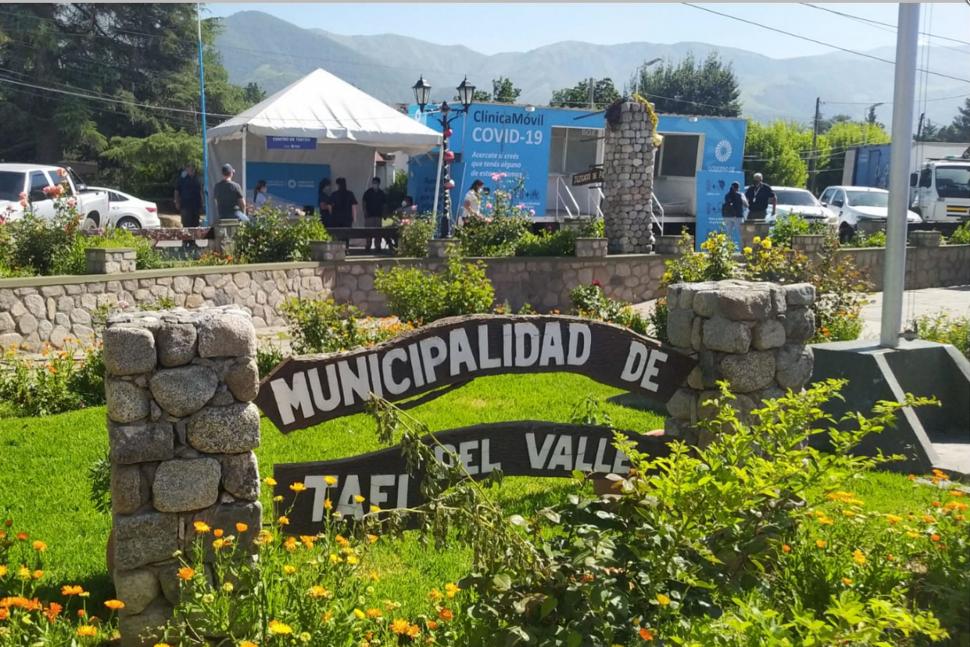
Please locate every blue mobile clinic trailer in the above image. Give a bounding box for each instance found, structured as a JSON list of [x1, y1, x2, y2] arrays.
[[406, 102, 747, 236]]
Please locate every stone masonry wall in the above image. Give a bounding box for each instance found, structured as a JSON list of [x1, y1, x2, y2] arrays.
[[837, 245, 970, 292], [603, 101, 656, 254], [663, 279, 817, 443], [105, 307, 261, 646]]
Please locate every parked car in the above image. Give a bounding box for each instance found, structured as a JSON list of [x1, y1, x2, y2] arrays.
[[88, 186, 160, 230], [0, 163, 109, 229], [819, 185, 922, 242], [765, 186, 837, 226]]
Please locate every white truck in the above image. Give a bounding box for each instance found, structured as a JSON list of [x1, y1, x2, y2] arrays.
[[0, 163, 109, 229], [910, 157, 970, 224]]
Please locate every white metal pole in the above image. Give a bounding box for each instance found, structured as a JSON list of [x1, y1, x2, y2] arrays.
[[880, 3, 920, 348], [241, 125, 247, 212], [430, 132, 444, 225]]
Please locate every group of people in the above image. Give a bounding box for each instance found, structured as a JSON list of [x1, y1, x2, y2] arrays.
[[721, 172, 778, 241]]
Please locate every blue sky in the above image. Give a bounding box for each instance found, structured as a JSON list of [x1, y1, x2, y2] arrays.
[[207, 3, 970, 59]]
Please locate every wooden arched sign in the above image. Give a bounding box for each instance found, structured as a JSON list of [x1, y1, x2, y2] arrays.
[[255, 314, 695, 433]]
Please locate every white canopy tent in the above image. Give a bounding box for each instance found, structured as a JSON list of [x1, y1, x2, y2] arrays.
[[205, 68, 441, 217]]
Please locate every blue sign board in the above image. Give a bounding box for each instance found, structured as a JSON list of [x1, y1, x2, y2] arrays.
[[266, 136, 318, 150], [695, 170, 745, 250], [246, 162, 330, 209]]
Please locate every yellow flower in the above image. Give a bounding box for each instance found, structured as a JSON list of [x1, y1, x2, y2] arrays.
[[0, 565, 7, 577], [445, 582, 461, 598], [268, 620, 293, 635], [277, 516, 290, 526], [299, 535, 316, 549], [213, 539, 227, 551], [104, 599, 125, 611], [329, 553, 341, 564], [842, 577, 853, 585], [289, 482, 306, 493], [273, 495, 284, 503], [284, 536, 298, 552], [761, 238, 772, 249], [370, 505, 381, 514], [354, 608, 367, 620], [322, 610, 333, 623], [255, 530, 274, 546], [335, 534, 350, 547], [236, 522, 249, 533], [239, 642, 258, 647], [346, 554, 359, 565], [76, 625, 98, 637], [886, 514, 903, 525], [428, 588, 442, 601], [32, 540, 47, 552], [656, 593, 670, 607], [742, 246, 753, 255], [193, 521, 211, 534], [391, 618, 411, 634], [752, 236, 761, 244], [178, 567, 195, 581], [852, 549, 866, 565], [155, 643, 175, 647], [815, 539, 827, 549], [817, 515, 834, 526], [17, 566, 31, 580], [353, 495, 365, 503], [283, 565, 297, 575], [366, 607, 383, 619], [308, 585, 331, 599], [323, 498, 333, 510], [324, 475, 338, 486], [61, 584, 86, 596], [263, 477, 277, 487], [367, 534, 379, 544]]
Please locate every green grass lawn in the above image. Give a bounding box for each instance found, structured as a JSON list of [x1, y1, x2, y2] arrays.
[[0, 373, 665, 608], [0, 372, 947, 617]]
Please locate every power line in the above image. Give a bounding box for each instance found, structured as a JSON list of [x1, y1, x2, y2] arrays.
[[681, 3, 970, 85], [800, 3, 970, 49]]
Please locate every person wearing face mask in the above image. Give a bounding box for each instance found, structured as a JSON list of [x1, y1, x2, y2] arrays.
[[460, 179, 485, 226], [361, 176, 386, 251]]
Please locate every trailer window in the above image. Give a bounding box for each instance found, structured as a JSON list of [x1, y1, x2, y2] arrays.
[[935, 166, 970, 199], [548, 128, 601, 175], [658, 134, 699, 177]]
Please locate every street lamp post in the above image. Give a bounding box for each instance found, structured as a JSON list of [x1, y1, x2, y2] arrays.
[[633, 57, 662, 97], [863, 102, 885, 146], [413, 75, 476, 238]]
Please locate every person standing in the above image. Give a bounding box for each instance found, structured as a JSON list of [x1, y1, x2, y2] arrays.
[[460, 179, 485, 226], [722, 181, 747, 246], [361, 177, 386, 251], [253, 179, 269, 209], [214, 163, 249, 222], [744, 172, 777, 221], [318, 177, 333, 224], [174, 163, 203, 227], [329, 177, 357, 228]]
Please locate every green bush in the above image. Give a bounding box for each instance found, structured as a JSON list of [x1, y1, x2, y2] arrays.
[[396, 215, 435, 258], [456, 215, 531, 257], [280, 297, 373, 355], [67, 345, 106, 407], [915, 312, 970, 359], [663, 231, 740, 284], [769, 213, 829, 248], [514, 229, 577, 257], [233, 207, 330, 263], [53, 228, 164, 275], [6, 211, 79, 275], [848, 229, 887, 247], [376, 256, 494, 325], [948, 221, 970, 245], [570, 282, 649, 335], [256, 342, 286, 378]]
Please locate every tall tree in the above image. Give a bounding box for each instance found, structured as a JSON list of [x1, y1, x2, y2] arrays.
[[0, 5, 250, 164], [550, 78, 620, 110], [946, 97, 970, 142], [814, 121, 890, 190], [743, 120, 819, 188], [491, 77, 521, 104], [632, 53, 741, 117]]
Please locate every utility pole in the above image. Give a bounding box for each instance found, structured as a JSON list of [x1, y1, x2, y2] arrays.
[[588, 78, 595, 109], [880, 3, 919, 349], [809, 97, 821, 192]]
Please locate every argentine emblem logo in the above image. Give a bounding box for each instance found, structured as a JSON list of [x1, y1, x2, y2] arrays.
[[714, 139, 732, 163]]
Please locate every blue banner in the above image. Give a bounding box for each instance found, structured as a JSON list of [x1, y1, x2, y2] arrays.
[[266, 136, 317, 150], [246, 162, 330, 209], [695, 169, 745, 250]]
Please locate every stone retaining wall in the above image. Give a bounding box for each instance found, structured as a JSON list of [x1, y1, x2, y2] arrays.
[[105, 307, 261, 646], [2, 245, 969, 352]]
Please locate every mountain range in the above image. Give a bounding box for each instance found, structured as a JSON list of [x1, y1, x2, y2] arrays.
[[214, 10, 969, 126]]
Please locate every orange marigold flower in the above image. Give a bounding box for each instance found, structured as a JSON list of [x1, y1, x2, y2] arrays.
[[335, 534, 350, 547], [104, 600, 125, 611], [235, 522, 249, 533], [177, 567, 195, 581], [932, 501, 942, 508], [886, 514, 903, 525], [308, 585, 330, 599], [639, 627, 654, 641], [32, 540, 47, 552], [438, 607, 453, 621], [931, 533, 941, 542], [0, 607, 7, 621], [277, 516, 290, 526], [815, 539, 827, 549], [428, 588, 442, 601], [15, 532, 28, 541], [367, 533, 378, 544], [842, 577, 853, 585], [366, 607, 383, 619], [427, 620, 439, 630], [406, 623, 420, 638], [76, 625, 98, 637], [32, 569, 43, 580], [61, 585, 86, 596], [391, 618, 411, 635], [852, 549, 866, 565], [44, 602, 62, 622]]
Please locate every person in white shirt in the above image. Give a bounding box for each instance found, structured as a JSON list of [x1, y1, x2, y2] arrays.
[[253, 180, 269, 208], [460, 179, 485, 226]]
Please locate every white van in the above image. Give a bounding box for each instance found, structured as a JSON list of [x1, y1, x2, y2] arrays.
[[0, 164, 109, 229]]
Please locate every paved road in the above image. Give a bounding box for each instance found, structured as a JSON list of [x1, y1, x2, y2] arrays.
[[859, 285, 970, 339]]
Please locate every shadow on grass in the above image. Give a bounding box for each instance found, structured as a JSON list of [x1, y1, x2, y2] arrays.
[[607, 392, 667, 417]]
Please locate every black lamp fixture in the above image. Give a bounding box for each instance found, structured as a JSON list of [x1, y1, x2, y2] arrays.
[[411, 75, 477, 239]]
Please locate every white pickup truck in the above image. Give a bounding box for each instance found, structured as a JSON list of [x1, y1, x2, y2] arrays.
[[0, 163, 109, 229]]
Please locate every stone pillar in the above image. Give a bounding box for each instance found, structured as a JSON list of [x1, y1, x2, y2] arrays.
[[86, 248, 137, 274], [909, 230, 942, 247], [574, 238, 608, 258], [740, 222, 771, 250], [428, 238, 460, 258], [654, 235, 683, 255], [105, 307, 261, 646], [792, 234, 826, 255], [212, 219, 241, 255], [603, 100, 656, 254], [663, 279, 816, 443]]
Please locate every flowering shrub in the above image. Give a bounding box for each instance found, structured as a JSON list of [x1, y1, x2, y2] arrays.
[[456, 215, 532, 257], [513, 228, 578, 257], [196, 249, 235, 266], [662, 231, 740, 285], [914, 312, 970, 360], [0, 517, 122, 644], [375, 256, 494, 325], [53, 229, 164, 275], [0, 341, 104, 417], [156, 501, 464, 645], [233, 207, 330, 263], [848, 229, 888, 248], [570, 283, 649, 335], [4, 209, 80, 276], [481, 172, 532, 219], [768, 213, 829, 248], [280, 297, 412, 355], [395, 214, 435, 258]]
